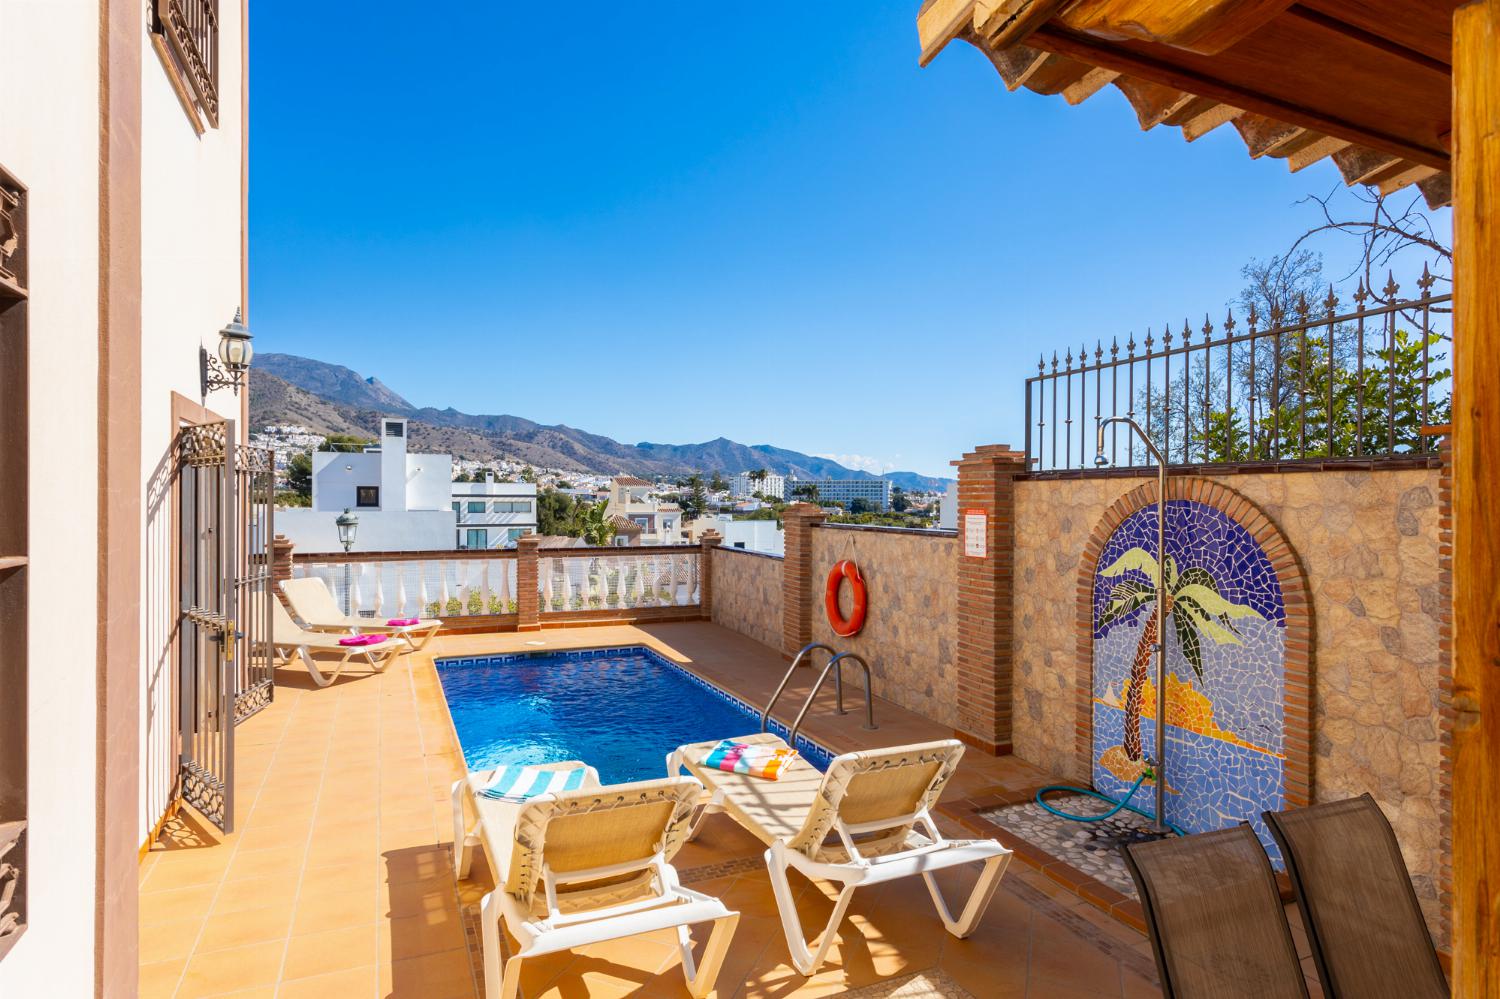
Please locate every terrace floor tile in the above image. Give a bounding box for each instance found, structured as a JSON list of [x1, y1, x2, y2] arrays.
[[141, 621, 1172, 998]]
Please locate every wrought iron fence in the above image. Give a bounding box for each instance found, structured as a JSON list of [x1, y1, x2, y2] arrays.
[[1024, 273, 1451, 474]]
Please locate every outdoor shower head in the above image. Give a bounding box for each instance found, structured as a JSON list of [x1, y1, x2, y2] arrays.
[[1095, 423, 1110, 466]]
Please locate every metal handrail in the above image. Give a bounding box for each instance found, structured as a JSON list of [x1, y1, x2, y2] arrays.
[[761, 643, 837, 734], [786, 652, 877, 746]]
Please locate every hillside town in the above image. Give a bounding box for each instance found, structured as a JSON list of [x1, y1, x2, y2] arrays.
[[256, 417, 950, 557]]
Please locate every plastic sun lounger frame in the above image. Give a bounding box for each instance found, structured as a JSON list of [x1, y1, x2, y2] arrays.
[[450, 764, 740, 999], [667, 734, 1011, 976], [264, 595, 403, 687], [279, 576, 441, 650]]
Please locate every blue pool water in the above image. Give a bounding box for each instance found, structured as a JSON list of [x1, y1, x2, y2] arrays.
[[436, 646, 834, 784]]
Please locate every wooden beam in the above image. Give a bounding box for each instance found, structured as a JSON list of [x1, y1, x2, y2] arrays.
[[1061, 65, 1119, 104], [1181, 102, 1243, 141], [918, 0, 976, 66], [1026, 23, 1451, 169], [1331, 144, 1402, 183], [1112, 76, 1195, 129], [1451, 1, 1500, 994], [974, 0, 1071, 48], [979, 43, 1050, 90], [1373, 162, 1440, 195], [1285, 134, 1351, 171], [1419, 171, 1454, 208], [1233, 113, 1307, 157]]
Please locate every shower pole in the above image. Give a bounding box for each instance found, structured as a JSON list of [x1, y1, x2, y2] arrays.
[[1096, 417, 1170, 835]]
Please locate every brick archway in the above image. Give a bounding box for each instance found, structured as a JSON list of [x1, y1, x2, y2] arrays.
[[1073, 477, 1313, 808]]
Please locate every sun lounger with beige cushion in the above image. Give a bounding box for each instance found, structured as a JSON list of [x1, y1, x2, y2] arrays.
[[668, 734, 1010, 975], [264, 595, 403, 687], [280, 576, 441, 650], [450, 763, 740, 999]]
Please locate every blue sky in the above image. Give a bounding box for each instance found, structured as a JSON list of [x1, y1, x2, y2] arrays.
[[248, 2, 1446, 478]]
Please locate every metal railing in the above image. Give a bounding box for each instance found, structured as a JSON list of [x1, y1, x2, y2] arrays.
[[764, 643, 877, 746], [1025, 275, 1451, 474]]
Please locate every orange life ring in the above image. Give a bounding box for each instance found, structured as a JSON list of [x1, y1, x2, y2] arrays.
[[825, 560, 868, 637]]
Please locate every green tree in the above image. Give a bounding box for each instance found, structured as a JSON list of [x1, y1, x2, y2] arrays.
[[848, 498, 874, 515], [318, 434, 372, 452], [791, 483, 820, 503], [709, 470, 728, 492], [520, 466, 537, 483], [890, 487, 909, 512], [286, 452, 312, 500], [576, 502, 617, 546], [537, 489, 578, 536], [679, 474, 709, 519]]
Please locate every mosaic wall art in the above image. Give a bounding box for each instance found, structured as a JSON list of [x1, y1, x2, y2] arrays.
[[1091, 498, 1287, 848]]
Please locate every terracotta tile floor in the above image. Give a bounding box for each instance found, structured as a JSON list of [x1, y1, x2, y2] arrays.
[[140, 621, 1170, 998]]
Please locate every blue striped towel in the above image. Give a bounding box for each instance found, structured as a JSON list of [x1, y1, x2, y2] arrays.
[[478, 764, 588, 802]]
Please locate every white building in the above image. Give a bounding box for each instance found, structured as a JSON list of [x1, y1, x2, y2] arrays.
[[2, 1, 249, 988], [452, 474, 538, 549], [276, 417, 455, 551], [604, 476, 686, 545], [688, 514, 785, 556], [788, 477, 894, 511], [730, 470, 785, 500]]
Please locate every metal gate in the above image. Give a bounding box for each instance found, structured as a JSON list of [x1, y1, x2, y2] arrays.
[[177, 420, 235, 830], [234, 443, 275, 723]]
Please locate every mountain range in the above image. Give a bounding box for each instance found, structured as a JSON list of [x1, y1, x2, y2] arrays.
[[249, 353, 953, 491]]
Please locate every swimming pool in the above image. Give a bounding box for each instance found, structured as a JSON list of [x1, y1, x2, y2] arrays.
[[435, 646, 835, 784]]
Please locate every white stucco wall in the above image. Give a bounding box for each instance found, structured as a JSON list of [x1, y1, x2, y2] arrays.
[[0, 1, 101, 992], [138, 1, 247, 846], [311, 449, 453, 512], [275, 508, 456, 554]]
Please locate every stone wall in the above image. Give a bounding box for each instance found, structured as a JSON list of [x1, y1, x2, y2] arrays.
[[709, 546, 783, 652], [1013, 465, 1447, 931], [808, 525, 960, 728]]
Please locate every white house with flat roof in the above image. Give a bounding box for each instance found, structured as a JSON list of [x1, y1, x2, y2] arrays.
[[277, 417, 455, 551], [452, 474, 538, 549]]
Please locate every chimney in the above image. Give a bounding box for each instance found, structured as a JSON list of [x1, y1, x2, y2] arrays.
[[485, 470, 495, 484], [379, 417, 408, 511]]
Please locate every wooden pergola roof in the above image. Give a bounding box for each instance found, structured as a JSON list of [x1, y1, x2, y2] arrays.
[[917, 0, 1459, 207]]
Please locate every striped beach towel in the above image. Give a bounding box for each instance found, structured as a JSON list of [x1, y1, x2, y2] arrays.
[[478, 764, 589, 802], [703, 739, 797, 781]]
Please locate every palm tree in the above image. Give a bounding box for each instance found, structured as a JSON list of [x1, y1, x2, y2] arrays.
[[1097, 547, 1264, 763], [576, 502, 617, 547]]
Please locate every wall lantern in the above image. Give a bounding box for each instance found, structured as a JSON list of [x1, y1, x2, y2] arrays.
[[335, 508, 359, 552], [200, 309, 254, 395]]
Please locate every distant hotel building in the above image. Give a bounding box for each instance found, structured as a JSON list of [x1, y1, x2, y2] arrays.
[[729, 471, 785, 500], [788, 477, 893, 511]]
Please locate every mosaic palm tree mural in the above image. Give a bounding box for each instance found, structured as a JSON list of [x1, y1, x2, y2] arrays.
[[1092, 499, 1288, 843]]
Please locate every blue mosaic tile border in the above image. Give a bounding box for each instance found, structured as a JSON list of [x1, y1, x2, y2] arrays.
[[435, 645, 838, 770]]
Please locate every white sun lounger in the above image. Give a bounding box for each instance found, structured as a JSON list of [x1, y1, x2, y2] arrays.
[[668, 734, 1011, 975], [265, 595, 403, 687], [450, 763, 740, 999], [280, 576, 441, 650]]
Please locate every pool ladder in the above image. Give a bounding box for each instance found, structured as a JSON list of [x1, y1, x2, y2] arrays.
[[761, 642, 877, 748]]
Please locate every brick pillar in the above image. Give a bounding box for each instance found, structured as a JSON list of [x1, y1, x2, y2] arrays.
[[781, 503, 825, 658], [516, 535, 540, 631], [951, 445, 1027, 755], [270, 534, 295, 596], [698, 529, 722, 620]]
